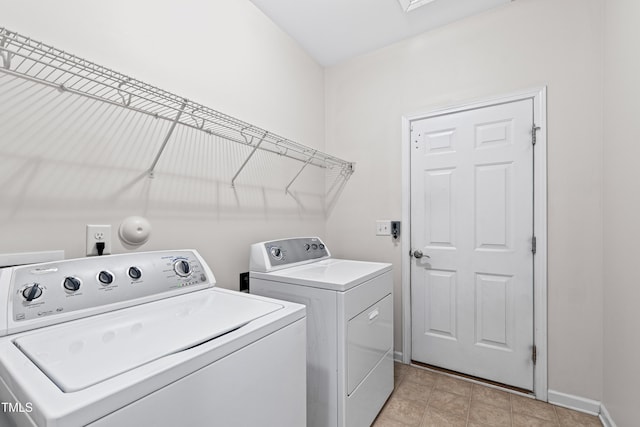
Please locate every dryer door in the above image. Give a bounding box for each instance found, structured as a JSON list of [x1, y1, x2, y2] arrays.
[[347, 294, 393, 394]]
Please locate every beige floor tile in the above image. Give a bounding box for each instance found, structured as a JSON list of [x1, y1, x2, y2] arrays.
[[467, 400, 511, 427], [427, 389, 470, 419], [513, 412, 560, 427], [421, 408, 467, 427], [395, 362, 410, 382], [434, 374, 473, 397], [555, 407, 602, 427], [387, 364, 601, 427], [394, 369, 406, 387], [471, 384, 511, 410], [512, 394, 558, 422], [404, 366, 440, 387], [395, 376, 403, 388], [395, 362, 411, 376], [380, 396, 427, 427], [373, 414, 414, 427], [393, 376, 433, 403], [467, 422, 501, 427]]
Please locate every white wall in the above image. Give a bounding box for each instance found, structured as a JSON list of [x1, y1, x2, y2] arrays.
[[603, 0, 640, 424], [0, 0, 328, 289], [325, 0, 604, 400]]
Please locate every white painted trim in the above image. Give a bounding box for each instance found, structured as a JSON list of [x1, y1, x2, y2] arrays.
[[401, 115, 412, 364], [393, 350, 404, 363], [599, 403, 617, 427], [547, 390, 600, 416], [400, 86, 548, 400], [532, 86, 548, 402], [402, 86, 548, 121]]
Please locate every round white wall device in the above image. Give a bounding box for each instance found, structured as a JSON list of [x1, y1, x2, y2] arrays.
[[119, 216, 152, 249]]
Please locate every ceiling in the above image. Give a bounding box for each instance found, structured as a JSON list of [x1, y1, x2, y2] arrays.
[[249, 0, 512, 66]]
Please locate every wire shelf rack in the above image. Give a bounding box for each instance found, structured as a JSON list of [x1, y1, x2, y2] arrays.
[[0, 27, 354, 188]]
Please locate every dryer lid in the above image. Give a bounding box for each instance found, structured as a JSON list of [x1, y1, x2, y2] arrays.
[[13, 289, 282, 392], [258, 258, 392, 291]]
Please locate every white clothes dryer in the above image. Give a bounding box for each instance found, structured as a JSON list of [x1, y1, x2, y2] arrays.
[[249, 237, 393, 427], [0, 250, 306, 427]]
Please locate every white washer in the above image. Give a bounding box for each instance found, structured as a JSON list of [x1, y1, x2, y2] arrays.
[[249, 237, 393, 427], [0, 250, 306, 427]]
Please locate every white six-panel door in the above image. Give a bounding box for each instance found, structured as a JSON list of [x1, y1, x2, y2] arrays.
[[410, 99, 534, 390]]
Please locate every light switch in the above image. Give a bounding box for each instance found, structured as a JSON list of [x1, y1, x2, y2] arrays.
[[376, 220, 391, 236]]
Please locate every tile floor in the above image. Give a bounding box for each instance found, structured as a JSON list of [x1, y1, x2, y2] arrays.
[[373, 363, 602, 427]]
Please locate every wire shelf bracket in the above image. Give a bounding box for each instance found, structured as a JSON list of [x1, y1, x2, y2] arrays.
[[231, 131, 267, 188], [0, 31, 13, 69], [285, 153, 314, 194], [148, 100, 188, 178], [0, 27, 355, 188]]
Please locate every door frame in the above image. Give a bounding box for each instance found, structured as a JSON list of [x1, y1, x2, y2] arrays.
[[400, 87, 548, 401]]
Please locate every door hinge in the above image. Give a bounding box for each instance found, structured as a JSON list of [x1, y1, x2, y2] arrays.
[[531, 236, 537, 255], [532, 124, 541, 146], [532, 345, 537, 365]]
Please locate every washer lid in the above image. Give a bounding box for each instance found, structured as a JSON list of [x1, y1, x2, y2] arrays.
[[257, 259, 392, 291], [13, 289, 282, 393]]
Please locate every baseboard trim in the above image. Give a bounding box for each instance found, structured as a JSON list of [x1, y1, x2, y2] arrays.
[[599, 403, 617, 427], [547, 389, 600, 416], [393, 351, 403, 362]]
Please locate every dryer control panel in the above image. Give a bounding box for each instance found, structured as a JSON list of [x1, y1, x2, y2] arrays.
[[249, 237, 331, 272], [0, 250, 214, 336]]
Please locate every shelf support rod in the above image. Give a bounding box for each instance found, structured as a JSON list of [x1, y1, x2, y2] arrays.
[[148, 100, 188, 177], [231, 131, 268, 188], [0, 31, 13, 69], [285, 152, 315, 194]]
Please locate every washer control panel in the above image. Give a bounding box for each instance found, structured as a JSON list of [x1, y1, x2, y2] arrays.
[[3, 250, 211, 331], [250, 237, 330, 272]]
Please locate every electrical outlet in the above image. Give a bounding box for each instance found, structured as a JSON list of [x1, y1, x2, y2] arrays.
[[86, 224, 112, 256], [376, 220, 391, 236], [239, 272, 250, 293], [391, 221, 401, 240]]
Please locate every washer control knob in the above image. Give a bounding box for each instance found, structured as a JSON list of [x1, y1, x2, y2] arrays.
[[304, 244, 311, 251], [98, 271, 114, 285], [311, 243, 318, 250], [174, 260, 191, 277], [128, 266, 142, 280], [22, 284, 42, 302], [270, 246, 283, 260], [319, 244, 325, 250], [63, 276, 81, 292]]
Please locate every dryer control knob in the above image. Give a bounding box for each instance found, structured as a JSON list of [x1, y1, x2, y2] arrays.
[[98, 271, 114, 285], [63, 276, 81, 292], [22, 284, 42, 302], [270, 246, 283, 260], [128, 266, 142, 280], [174, 260, 191, 277]]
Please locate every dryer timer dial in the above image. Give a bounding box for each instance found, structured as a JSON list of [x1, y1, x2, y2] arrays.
[[22, 284, 43, 302], [269, 246, 284, 260], [174, 260, 192, 277]]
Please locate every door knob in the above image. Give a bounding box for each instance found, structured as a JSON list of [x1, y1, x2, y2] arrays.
[[411, 250, 430, 259]]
